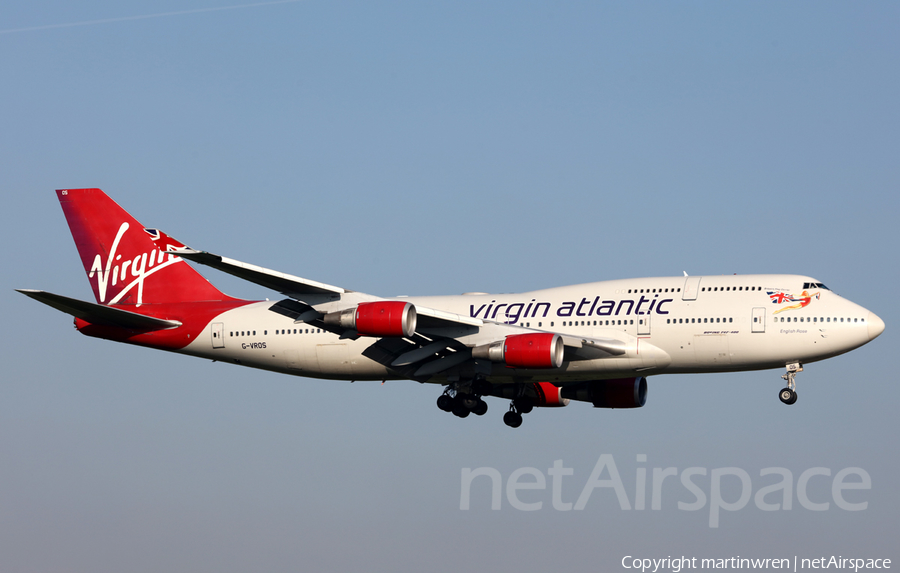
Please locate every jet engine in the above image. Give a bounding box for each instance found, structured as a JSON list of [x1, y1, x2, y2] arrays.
[[561, 377, 648, 408], [531, 381, 569, 407], [488, 381, 570, 407], [324, 301, 416, 337], [472, 333, 564, 369]]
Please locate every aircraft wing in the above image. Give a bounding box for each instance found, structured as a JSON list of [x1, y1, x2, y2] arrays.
[[364, 326, 630, 380], [567, 335, 627, 356], [171, 248, 346, 298], [173, 247, 483, 331], [413, 305, 483, 329]]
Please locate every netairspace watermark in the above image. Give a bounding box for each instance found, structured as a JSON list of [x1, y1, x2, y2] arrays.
[[460, 454, 872, 528], [621, 555, 890, 572]]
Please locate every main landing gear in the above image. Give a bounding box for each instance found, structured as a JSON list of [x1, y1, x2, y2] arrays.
[[503, 389, 535, 429], [437, 380, 535, 428], [436, 379, 490, 419], [778, 362, 801, 405], [503, 409, 522, 428]]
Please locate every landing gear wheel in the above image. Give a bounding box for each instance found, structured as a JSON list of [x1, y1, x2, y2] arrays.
[[779, 388, 797, 405], [437, 394, 454, 412], [503, 411, 523, 428], [513, 398, 534, 414], [459, 394, 479, 410], [452, 403, 470, 418], [472, 399, 488, 416]]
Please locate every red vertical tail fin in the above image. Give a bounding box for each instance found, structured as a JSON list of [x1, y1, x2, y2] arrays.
[[57, 188, 235, 307]]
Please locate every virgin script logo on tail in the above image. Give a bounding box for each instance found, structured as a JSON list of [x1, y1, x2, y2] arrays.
[[88, 222, 183, 306]]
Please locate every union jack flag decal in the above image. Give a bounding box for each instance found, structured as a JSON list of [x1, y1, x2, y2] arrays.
[[768, 291, 795, 304]]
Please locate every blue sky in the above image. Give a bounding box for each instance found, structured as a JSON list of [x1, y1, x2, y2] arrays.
[[2, 2, 898, 571]]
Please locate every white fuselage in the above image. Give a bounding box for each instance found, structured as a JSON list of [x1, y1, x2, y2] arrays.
[[175, 274, 882, 387]]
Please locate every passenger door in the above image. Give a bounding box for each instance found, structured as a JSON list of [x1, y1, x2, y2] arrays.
[[751, 308, 766, 333], [637, 313, 651, 336], [211, 322, 225, 348], [683, 277, 702, 301]]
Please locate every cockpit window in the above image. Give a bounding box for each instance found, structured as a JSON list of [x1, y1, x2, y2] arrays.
[[803, 282, 831, 290]]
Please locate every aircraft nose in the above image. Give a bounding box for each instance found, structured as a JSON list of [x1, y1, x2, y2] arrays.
[[868, 312, 885, 341]]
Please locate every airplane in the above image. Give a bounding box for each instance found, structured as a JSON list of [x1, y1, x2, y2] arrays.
[[18, 188, 885, 428]]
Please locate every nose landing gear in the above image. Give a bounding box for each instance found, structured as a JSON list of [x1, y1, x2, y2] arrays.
[[778, 363, 801, 405], [779, 387, 797, 404]]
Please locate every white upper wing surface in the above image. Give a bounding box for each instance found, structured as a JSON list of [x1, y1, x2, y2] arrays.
[[172, 248, 346, 298], [171, 247, 483, 331]]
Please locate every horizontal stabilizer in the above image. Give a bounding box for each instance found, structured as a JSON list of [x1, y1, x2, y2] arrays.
[[16, 289, 182, 330]]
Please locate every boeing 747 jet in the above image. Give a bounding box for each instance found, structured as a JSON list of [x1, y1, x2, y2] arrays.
[[19, 189, 885, 427]]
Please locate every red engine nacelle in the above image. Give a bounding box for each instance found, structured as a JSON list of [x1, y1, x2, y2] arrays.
[[561, 377, 648, 408], [531, 381, 569, 407], [473, 333, 564, 369], [487, 381, 570, 407], [355, 301, 416, 337], [324, 301, 416, 337]]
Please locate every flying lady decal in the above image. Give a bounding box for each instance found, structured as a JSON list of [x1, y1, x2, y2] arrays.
[[768, 290, 821, 314]]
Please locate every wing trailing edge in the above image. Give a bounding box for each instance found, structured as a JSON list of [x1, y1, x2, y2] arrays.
[[170, 249, 346, 298]]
